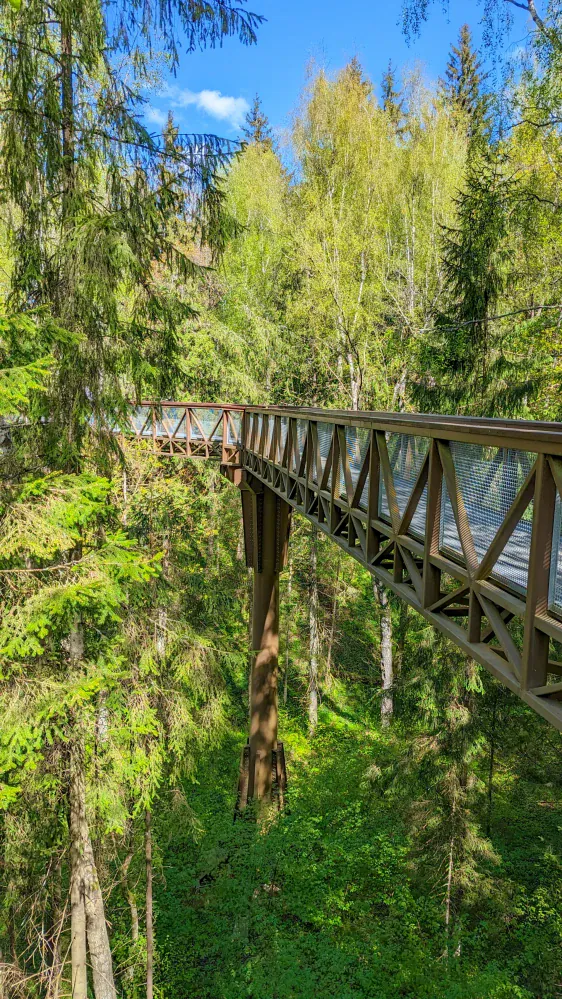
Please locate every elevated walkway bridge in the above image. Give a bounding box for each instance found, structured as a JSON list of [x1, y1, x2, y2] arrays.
[[121, 402, 562, 799]]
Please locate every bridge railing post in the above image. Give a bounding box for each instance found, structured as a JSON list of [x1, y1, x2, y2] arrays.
[[522, 453, 557, 690], [422, 440, 443, 609]]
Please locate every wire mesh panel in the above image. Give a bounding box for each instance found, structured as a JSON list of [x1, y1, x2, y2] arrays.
[[317, 423, 334, 479], [191, 408, 222, 441], [265, 415, 275, 458], [379, 434, 429, 535], [279, 417, 289, 462], [248, 413, 258, 451], [340, 426, 369, 500], [440, 443, 535, 592], [131, 406, 152, 436], [228, 412, 242, 445], [291, 419, 308, 472], [549, 496, 562, 615], [155, 406, 186, 438]]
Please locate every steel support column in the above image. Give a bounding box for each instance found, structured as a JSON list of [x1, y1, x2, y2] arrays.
[[249, 543, 279, 799], [239, 475, 291, 802]]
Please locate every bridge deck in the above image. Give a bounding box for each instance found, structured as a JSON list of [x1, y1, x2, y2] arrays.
[[119, 402, 562, 731]]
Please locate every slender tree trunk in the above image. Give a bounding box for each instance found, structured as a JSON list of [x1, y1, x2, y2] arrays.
[[395, 601, 408, 677], [47, 856, 63, 999], [60, 14, 75, 217], [373, 581, 393, 726], [445, 830, 455, 959], [68, 625, 117, 999], [69, 740, 88, 999], [145, 810, 154, 999], [68, 623, 87, 999], [154, 535, 169, 659], [121, 840, 139, 983], [308, 525, 320, 735], [486, 691, 498, 837], [122, 465, 128, 525], [247, 567, 253, 718], [284, 555, 293, 705], [347, 351, 360, 410], [325, 553, 341, 681]]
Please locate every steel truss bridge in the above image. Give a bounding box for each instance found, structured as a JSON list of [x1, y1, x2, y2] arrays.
[[122, 402, 562, 798]]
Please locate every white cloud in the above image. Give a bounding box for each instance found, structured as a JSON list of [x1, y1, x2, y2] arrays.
[[163, 86, 249, 128], [145, 106, 168, 128]]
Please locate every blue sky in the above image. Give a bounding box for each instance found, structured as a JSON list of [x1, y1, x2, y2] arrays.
[[144, 0, 528, 139]]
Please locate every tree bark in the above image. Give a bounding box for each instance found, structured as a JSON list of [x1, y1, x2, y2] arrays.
[[69, 739, 88, 999], [283, 555, 293, 706], [395, 600, 408, 676], [247, 567, 253, 719], [145, 810, 154, 999], [68, 625, 117, 999], [445, 829, 455, 959], [486, 691, 498, 837], [325, 553, 341, 680], [120, 839, 139, 983], [47, 856, 63, 999], [60, 12, 75, 227], [308, 524, 320, 735], [154, 535, 169, 659], [373, 581, 393, 726]]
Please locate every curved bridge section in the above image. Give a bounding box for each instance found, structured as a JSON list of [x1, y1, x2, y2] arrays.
[[125, 403, 562, 735]]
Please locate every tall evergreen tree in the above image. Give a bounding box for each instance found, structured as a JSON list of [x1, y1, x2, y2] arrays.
[[442, 24, 489, 137], [242, 94, 273, 148], [412, 143, 541, 416], [0, 0, 261, 464], [381, 60, 405, 134]]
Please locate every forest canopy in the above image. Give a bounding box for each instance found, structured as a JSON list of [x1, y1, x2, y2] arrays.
[[0, 1, 562, 998]]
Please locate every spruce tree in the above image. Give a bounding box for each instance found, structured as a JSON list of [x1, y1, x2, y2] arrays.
[[242, 93, 273, 148], [442, 24, 490, 138], [0, 0, 262, 464], [381, 60, 405, 135], [412, 142, 542, 416]]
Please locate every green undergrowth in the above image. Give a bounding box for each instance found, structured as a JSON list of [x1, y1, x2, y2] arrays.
[[153, 686, 561, 999]]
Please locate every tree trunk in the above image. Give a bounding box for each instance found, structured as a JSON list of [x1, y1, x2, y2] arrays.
[[325, 553, 341, 682], [308, 525, 320, 735], [60, 16, 75, 205], [121, 841, 139, 983], [486, 690, 498, 837], [283, 555, 293, 705], [247, 567, 253, 719], [373, 581, 393, 726], [122, 465, 128, 525], [395, 601, 408, 677], [145, 810, 154, 999], [68, 625, 117, 999], [154, 535, 169, 659], [68, 622, 88, 999], [69, 739, 88, 999], [47, 856, 63, 999], [445, 829, 455, 959]]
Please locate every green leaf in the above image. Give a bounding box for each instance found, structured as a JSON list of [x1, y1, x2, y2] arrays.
[[7, 0, 22, 11]]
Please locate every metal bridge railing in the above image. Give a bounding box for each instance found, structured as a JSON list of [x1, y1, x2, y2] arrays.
[[241, 406, 562, 731], [123, 402, 243, 463], [119, 401, 562, 730]]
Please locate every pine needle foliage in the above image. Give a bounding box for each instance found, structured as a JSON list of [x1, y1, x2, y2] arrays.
[[242, 93, 273, 148], [0, 0, 261, 459], [442, 24, 490, 138]]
